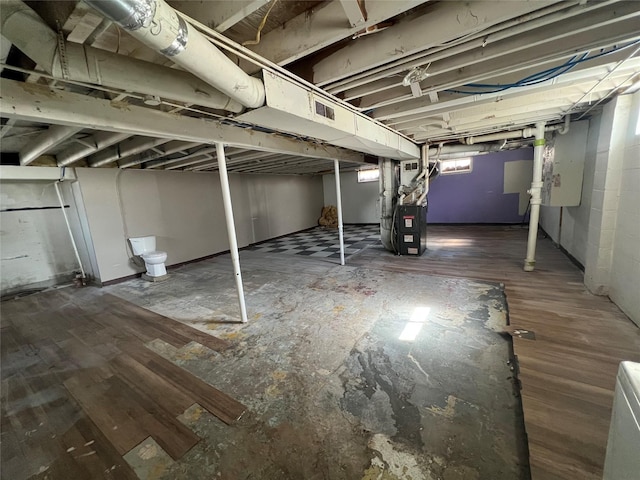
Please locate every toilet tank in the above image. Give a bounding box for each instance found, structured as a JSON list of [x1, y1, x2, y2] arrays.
[[129, 235, 156, 255]]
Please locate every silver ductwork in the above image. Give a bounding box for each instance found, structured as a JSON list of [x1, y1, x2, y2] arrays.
[[0, 1, 244, 113], [84, 0, 266, 109]]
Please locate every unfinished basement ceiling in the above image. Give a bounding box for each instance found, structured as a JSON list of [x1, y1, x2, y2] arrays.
[[1, 0, 639, 174]]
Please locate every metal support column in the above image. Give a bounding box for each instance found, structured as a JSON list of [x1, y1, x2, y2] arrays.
[[216, 142, 248, 322], [334, 159, 345, 265]]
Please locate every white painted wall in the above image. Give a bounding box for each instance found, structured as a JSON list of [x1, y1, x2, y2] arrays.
[[540, 116, 600, 266], [0, 180, 89, 293], [323, 171, 379, 224], [74, 168, 324, 283], [608, 92, 640, 325], [540, 93, 639, 325]]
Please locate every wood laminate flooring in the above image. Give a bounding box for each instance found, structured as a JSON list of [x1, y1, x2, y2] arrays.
[[350, 225, 640, 480], [1, 290, 245, 480]]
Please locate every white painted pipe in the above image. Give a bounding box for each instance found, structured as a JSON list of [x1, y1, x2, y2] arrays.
[[20, 125, 82, 165], [524, 121, 546, 272], [334, 159, 345, 266], [85, 0, 265, 109], [464, 120, 570, 146], [216, 142, 248, 323], [379, 157, 395, 252], [54, 180, 86, 279], [57, 132, 131, 167], [0, 34, 11, 73], [0, 1, 243, 113], [465, 129, 534, 145], [88, 137, 171, 167]]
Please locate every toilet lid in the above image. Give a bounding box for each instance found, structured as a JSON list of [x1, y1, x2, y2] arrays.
[[142, 251, 166, 261]]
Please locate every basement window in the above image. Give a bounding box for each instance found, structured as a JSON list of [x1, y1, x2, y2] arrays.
[[357, 169, 380, 183], [440, 158, 472, 174]]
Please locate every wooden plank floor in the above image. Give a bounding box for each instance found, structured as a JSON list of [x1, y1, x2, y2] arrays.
[[1, 290, 245, 480], [350, 225, 640, 480]]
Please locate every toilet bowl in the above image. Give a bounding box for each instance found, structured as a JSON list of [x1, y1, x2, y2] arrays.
[[129, 236, 168, 279]]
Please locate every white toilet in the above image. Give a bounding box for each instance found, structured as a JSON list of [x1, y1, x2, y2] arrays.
[[129, 236, 168, 281]]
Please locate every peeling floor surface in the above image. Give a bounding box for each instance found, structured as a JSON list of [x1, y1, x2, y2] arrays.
[[105, 249, 529, 480]]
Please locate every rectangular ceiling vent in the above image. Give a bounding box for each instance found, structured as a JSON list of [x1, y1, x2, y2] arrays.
[[236, 71, 420, 160], [315, 101, 335, 120]]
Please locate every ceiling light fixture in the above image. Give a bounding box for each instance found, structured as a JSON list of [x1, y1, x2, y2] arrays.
[[403, 64, 431, 98]]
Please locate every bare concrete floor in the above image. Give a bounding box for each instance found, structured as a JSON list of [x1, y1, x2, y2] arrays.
[[105, 248, 529, 480]]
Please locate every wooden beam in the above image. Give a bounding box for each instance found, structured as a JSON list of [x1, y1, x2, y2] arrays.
[[171, 0, 271, 33], [242, 0, 429, 72], [312, 1, 558, 86], [0, 79, 364, 163]]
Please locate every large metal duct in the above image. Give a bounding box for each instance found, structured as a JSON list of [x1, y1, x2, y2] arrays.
[[0, 1, 244, 113], [84, 0, 266, 109]]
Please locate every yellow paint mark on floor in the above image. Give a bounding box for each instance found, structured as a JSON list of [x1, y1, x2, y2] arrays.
[[265, 384, 281, 397], [427, 395, 457, 419], [220, 331, 244, 340], [181, 404, 204, 423], [333, 305, 345, 314]]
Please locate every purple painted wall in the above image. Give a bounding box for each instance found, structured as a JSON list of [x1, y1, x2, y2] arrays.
[[427, 148, 534, 223]]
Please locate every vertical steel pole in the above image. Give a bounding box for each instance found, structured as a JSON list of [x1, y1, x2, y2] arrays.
[[216, 142, 248, 322], [334, 159, 345, 265]]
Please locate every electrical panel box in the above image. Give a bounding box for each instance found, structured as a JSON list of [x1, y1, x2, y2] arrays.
[[541, 120, 589, 206], [396, 204, 427, 256], [400, 160, 421, 187]]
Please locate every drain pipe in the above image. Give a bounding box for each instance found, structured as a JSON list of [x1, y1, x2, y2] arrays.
[[216, 142, 248, 323], [85, 0, 265, 109], [524, 121, 546, 272], [53, 173, 86, 280], [334, 159, 345, 266]]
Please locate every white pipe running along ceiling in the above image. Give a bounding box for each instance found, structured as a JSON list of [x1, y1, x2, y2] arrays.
[[0, 1, 244, 113], [83, 0, 420, 161]]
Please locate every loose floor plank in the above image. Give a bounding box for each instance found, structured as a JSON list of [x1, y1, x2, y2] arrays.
[[122, 343, 246, 425]]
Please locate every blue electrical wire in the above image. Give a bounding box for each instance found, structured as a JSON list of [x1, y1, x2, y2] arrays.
[[445, 40, 640, 95]]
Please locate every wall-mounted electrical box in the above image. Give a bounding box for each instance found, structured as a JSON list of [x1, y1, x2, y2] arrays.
[[400, 160, 421, 187], [541, 120, 589, 207]]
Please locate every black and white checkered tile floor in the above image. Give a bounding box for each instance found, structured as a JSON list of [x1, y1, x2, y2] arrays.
[[248, 224, 380, 259]]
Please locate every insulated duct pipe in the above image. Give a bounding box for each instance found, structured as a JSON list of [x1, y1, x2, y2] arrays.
[[57, 132, 132, 167], [20, 125, 82, 165], [0, 1, 243, 113], [379, 157, 396, 252], [524, 122, 546, 272], [0, 34, 11, 73], [88, 137, 171, 167], [216, 143, 248, 323], [84, 0, 265, 109]]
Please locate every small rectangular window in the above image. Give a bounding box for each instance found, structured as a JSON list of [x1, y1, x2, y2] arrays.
[[440, 158, 472, 174], [357, 169, 380, 183]]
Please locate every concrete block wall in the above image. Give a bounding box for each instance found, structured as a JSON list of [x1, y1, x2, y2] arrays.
[[542, 91, 640, 325], [607, 92, 640, 324], [0, 179, 93, 294]]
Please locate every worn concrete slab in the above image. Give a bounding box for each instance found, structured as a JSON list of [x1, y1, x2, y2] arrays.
[[106, 250, 529, 479]]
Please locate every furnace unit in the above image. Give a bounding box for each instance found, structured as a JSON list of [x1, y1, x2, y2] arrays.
[[396, 204, 427, 256]]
